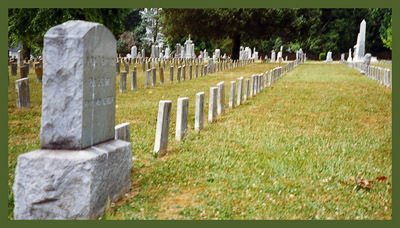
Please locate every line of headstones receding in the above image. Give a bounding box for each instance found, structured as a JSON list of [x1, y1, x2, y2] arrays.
[[378, 60, 392, 66], [341, 60, 392, 89], [151, 59, 304, 155], [117, 57, 255, 93], [10, 56, 253, 109], [9, 57, 42, 109]]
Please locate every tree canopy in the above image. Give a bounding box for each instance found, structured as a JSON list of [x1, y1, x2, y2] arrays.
[[8, 8, 128, 58], [160, 8, 392, 59], [8, 8, 392, 60]]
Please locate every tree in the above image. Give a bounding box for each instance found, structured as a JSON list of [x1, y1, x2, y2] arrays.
[[160, 9, 319, 59], [8, 8, 129, 58], [122, 8, 147, 48], [140, 8, 164, 49], [123, 8, 142, 32], [160, 8, 391, 59], [381, 18, 392, 50]]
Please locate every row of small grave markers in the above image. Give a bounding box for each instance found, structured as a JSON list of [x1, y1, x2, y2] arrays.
[[12, 56, 302, 110], [117, 58, 254, 93], [153, 59, 303, 154], [341, 60, 392, 89]]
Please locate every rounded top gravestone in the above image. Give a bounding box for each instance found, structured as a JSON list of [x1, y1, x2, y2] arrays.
[[40, 20, 117, 150]]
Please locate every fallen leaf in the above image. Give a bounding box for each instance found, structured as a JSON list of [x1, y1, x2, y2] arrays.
[[348, 176, 355, 182], [340, 181, 347, 186], [357, 179, 372, 189], [376, 175, 387, 182]]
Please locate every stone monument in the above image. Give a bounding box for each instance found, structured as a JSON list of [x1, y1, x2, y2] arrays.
[[271, 50, 276, 62], [353, 20, 366, 62], [131, 46, 137, 58], [13, 20, 132, 220], [326, 51, 333, 63], [347, 48, 353, 62]]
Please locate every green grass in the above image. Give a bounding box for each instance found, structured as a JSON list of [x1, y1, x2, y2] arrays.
[[8, 61, 391, 220], [370, 62, 392, 70]]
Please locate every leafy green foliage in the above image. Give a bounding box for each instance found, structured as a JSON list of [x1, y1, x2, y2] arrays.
[[8, 8, 129, 57], [160, 9, 391, 58], [140, 8, 164, 51], [381, 18, 392, 50], [160, 9, 320, 59], [123, 8, 142, 32], [319, 53, 326, 60], [117, 39, 128, 54]]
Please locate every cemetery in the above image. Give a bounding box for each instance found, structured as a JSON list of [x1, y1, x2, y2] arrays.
[[7, 8, 392, 220]]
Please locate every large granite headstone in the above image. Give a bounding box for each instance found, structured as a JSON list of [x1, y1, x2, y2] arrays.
[[40, 20, 117, 149], [13, 20, 132, 220]]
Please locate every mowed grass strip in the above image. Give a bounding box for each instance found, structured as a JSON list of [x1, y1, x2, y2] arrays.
[[103, 62, 391, 220], [8, 62, 391, 219]]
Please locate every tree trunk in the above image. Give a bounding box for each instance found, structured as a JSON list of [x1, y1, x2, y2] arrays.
[[231, 33, 240, 60]]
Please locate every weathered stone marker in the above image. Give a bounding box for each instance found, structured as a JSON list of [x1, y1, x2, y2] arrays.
[[152, 67, 157, 86], [195, 64, 199, 78], [250, 75, 255, 97], [244, 78, 249, 101], [170, 66, 174, 83], [115, 122, 130, 142], [116, 61, 120, 74], [253, 75, 258, 95], [131, 66, 137, 90], [177, 66, 181, 82], [217, 82, 225, 114], [145, 69, 151, 88], [154, 100, 172, 154], [237, 77, 243, 105], [160, 67, 164, 85], [11, 63, 18, 76], [120, 71, 127, 94], [124, 61, 129, 73], [229, 81, 236, 108], [15, 78, 31, 109], [208, 87, 218, 123], [176, 97, 189, 141], [20, 65, 28, 78], [269, 70, 272, 86], [13, 20, 132, 220], [182, 65, 186, 81], [189, 64, 192, 79], [35, 62, 43, 82], [195, 92, 205, 131]]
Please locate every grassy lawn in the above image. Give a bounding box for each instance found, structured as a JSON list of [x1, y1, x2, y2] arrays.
[[370, 62, 392, 70], [8, 61, 391, 220]]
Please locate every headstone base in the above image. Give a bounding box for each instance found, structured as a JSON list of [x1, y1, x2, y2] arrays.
[[13, 139, 132, 220]]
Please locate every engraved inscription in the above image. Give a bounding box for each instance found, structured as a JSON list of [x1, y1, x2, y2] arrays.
[[84, 96, 114, 109], [88, 77, 111, 88], [84, 56, 116, 67]]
